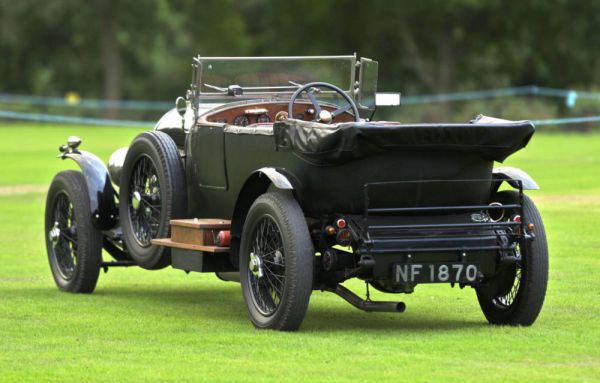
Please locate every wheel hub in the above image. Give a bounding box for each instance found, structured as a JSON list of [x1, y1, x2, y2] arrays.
[[249, 252, 264, 278], [48, 221, 60, 245], [131, 191, 142, 210], [273, 250, 283, 265]]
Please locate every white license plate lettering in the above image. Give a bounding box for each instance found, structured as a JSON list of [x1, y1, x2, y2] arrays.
[[465, 264, 478, 281], [452, 264, 463, 280], [411, 264, 423, 281], [396, 265, 409, 282], [395, 263, 478, 283], [438, 264, 449, 281]]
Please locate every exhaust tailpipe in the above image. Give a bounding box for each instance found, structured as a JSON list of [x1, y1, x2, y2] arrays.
[[326, 284, 406, 313]]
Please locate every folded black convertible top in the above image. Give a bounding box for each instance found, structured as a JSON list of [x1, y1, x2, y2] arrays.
[[273, 119, 535, 164]]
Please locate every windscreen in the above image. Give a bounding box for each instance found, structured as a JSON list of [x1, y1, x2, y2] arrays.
[[196, 56, 355, 97], [358, 58, 378, 110]]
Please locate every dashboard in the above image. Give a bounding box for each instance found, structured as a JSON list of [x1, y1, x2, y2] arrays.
[[202, 101, 355, 126]]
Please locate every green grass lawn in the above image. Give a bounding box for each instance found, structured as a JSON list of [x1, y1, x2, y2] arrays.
[[0, 123, 599, 382]]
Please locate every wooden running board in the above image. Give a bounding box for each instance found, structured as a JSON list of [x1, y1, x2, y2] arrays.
[[151, 218, 231, 253]]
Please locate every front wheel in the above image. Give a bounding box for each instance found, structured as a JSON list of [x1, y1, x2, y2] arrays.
[[476, 191, 549, 326], [45, 170, 102, 293], [239, 191, 314, 331]]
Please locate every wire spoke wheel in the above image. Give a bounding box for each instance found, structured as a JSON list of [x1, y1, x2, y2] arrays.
[[128, 155, 161, 247], [119, 131, 186, 270], [49, 192, 78, 280], [492, 246, 523, 309], [247, 216, 286, 316], [240, 192, 314, 331], [476, 190, 548, 326], [45, 170, 102, 293]]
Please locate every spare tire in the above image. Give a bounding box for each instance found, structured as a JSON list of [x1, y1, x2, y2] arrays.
[[119, 131, 186, 269]]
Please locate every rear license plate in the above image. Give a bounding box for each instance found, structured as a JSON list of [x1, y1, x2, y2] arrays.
[[393, 263, 479, 284]]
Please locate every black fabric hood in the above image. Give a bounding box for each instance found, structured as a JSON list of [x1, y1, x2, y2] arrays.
[[273, 119, 535, 165]]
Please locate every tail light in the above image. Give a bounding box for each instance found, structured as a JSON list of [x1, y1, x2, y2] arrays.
[[336, 229, 352, 245], [336, 218, 347, 229]]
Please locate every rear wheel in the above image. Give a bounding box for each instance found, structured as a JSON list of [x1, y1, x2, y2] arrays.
[[476, 191, 548, 325], [240, 192, 314, 331], [45, 170, 102, 293], [119, 131, 186, 269]]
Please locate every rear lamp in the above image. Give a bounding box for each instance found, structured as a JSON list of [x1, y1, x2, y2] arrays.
[[325, 225, 336, 236], [336, 218, 347, 229], [512, 215, 521, 223], [336, 229, 352, 245]]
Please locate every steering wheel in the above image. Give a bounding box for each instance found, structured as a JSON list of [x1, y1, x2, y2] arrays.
[[288, 82, 360, 123]]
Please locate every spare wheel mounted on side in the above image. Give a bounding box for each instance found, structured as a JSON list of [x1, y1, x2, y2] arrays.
[[119, 131, 186, 269]]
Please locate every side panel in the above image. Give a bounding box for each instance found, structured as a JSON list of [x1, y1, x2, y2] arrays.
[[188, 124, 228, 190]]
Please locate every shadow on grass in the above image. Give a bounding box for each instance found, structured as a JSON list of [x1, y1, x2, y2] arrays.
[[11, 284, 486, 332]]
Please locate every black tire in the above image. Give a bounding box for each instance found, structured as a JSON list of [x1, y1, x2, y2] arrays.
[[119, 131, 186, 270], [476, 191, 549, 325], [45, 170, 102, 293], [239, 191, 314, 331]]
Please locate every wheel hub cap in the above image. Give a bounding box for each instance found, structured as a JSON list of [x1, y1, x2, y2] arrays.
[[249, 252, 264, 278], [273, 250, 283, 265], [48, 221, 60, 245], [131, 191, 142, 210]]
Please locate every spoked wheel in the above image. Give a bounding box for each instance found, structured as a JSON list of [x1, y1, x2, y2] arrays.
[[490, 261, 522, 309], [50, 193, 78, 279], [45, 170, 102, 293], [247, 216, 286, 316], [240, 192, 314, 331], [476, 191, 548, 326], [128, 155, 161, 247], [120, 131, 186, 270]]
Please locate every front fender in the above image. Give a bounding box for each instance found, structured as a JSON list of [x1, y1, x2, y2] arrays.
[[493, 166, 540, 190], [62, 150, 117, 230]]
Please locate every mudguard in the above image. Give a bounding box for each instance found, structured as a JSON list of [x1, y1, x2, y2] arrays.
[[60, 148, 117, 230], [228, 167, 299, 267], [254, 167, 296, 190], [493, 166, 539, 190]]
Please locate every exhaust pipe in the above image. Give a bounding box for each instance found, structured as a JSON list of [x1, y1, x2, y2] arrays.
[[326, 284, 406, 313]]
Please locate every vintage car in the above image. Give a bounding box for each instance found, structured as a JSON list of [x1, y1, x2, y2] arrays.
[[45, 55, 548, 331]]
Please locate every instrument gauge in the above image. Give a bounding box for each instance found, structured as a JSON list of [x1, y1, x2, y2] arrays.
[[233, 115, 250, 127], [257, 114, 271, 123]]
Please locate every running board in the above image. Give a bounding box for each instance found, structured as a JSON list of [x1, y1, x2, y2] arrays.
[[151, 218, 231, 253], [326, 284, 406, 313]]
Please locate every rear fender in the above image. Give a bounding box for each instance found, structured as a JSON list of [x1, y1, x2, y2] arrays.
[[228, 167, 300, 266], [493, 167, 540, 191], [254, 167, 296, 190], [59, 145, 117, 230]]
